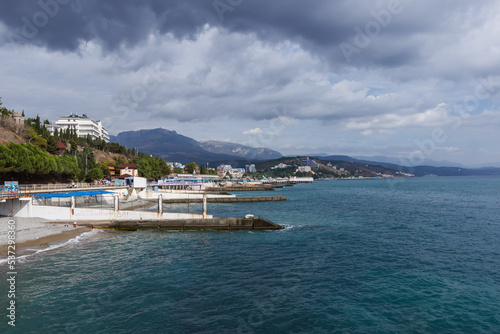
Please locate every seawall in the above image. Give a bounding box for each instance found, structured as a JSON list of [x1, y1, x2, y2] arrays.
[[83, 216, 284, 231]]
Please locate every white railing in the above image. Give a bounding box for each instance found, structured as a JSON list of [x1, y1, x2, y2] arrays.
[[0, 183, 125, 198]]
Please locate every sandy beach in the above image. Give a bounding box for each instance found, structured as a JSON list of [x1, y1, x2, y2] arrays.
[[0, 217, 91, 258]]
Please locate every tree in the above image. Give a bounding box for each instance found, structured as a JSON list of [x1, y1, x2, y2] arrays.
[[69, 139, 78, 153], [0, 97, 9, 116], [199, 165, 207, 175], [34, 115, 41, 130], [85, 167, 104, 183], [31, 136, 48, 151], [185, 162, 197, 174], [97, 162, 110, 176], [206, 169, 218, 175], [132, 153, 170, 180], [114, 156, 126, 169]]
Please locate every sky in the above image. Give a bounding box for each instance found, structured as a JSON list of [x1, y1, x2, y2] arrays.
[[1, 0, 499, 166]]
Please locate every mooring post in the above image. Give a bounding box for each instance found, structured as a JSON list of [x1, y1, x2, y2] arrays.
[[114, 194, 119, 213], [158, 194, 163, 214], [203, 193, 207, 219], [70, 196, 76, 216]]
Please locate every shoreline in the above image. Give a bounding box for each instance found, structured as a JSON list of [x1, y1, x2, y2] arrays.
[[0, 217, 92, 260]]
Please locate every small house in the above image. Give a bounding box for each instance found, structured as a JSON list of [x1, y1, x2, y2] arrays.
[[119, 163, 138, 177], [56, 141, 67, 156]]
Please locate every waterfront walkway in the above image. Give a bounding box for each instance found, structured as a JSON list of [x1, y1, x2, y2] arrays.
[[0, 183, 127, 199]]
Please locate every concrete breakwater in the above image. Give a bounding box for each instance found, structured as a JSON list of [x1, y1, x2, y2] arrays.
[[83, 216, 284, 231], [160, 196, 287, 204], [206, 186, 275, 191]]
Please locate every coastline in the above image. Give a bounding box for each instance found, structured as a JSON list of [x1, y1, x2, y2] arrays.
[[0, 217, 91, 260]]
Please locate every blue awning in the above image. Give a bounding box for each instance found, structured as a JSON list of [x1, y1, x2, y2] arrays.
[[34, 190, 114, 198]]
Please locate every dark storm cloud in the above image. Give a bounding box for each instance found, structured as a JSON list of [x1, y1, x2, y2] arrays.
[[0, 0, 212, 51], [1, 0, 488, 68]]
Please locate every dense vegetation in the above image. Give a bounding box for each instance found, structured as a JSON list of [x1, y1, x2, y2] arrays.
[[0, 143, 79, 181], [133, 153, 170, 180]]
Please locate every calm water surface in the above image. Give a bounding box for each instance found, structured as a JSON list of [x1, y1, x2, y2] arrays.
[[1, 177, 500, 333]]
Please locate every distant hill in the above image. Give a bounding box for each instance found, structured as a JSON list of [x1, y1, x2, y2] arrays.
[[399, 166, 500, 177], [255, 156, 404, 177], [353, 155, 466, 168], [111, 128, 280, 164], [319, 155, 500, 177], [200, 140, 282, 160]]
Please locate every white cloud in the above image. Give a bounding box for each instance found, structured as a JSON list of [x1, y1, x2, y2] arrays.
[[243, 128, 262, 135]]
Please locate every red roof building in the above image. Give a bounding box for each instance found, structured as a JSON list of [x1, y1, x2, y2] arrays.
[[56, 141, 67, 149], [55, 141, 67, 155]]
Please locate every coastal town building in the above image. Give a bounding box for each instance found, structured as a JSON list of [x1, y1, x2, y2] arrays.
[[48, 113, 109, 142], [166, 162, 185, 170], [245, 164, 256, 173], [302, 157, 320, 169], [289, 176, 314, 183], [217, 164, 233, 172], [55, 141, 67, 156], [270, 163, 291, 170], [216, 167, 245, 178], [119, 164, 138, 177], [1, 111, 24, 133], [11, 111, 24, 126], [298, 166, 312, 173]]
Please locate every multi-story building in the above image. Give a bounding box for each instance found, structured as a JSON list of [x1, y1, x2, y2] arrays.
[[245, 164, 256, 173], [217, 164, 233, 172], [297, 166, 312, 173], [48, 113, 109, 142]]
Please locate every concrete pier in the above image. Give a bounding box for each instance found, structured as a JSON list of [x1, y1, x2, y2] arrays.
[[206, 186, 275, 191], [83, 216, 284, 231]]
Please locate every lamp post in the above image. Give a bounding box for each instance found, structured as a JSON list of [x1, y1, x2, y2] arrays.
[[85, 151, 92, 175]]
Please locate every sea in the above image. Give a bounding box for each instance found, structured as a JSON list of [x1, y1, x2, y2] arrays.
[[1, 176, 500, 333]]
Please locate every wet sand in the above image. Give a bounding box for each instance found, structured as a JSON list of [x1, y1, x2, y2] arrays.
[[0, 217, 91, 258]]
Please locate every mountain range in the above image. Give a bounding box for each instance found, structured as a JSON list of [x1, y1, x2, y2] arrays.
[[109, 128, 500, 176], [200, 140, 282, 160], [110, 128, 282, 164]]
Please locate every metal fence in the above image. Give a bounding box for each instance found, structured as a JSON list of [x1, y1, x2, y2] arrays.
[[32, 194, 115, 209], [31, 195, 204, 214]]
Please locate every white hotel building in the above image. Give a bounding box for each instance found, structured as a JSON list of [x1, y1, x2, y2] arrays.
[[47, 113, 110, 142]]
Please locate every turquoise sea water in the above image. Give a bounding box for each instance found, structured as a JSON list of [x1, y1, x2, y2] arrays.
[[2, 177, 500, 333]]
